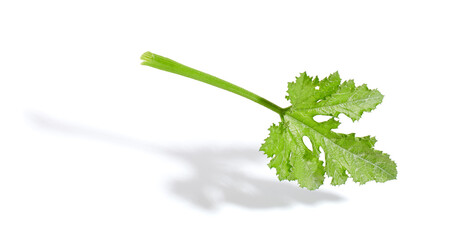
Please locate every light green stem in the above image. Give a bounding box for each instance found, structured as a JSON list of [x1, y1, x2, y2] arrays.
[[141, 52, 285, 115]]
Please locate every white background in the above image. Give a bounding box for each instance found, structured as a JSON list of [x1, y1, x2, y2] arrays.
[[1, 0, 454, 239]]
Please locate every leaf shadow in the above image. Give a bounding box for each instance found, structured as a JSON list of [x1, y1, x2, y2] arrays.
[[165, 147, 344, 210], [27, 112, 344, 210]]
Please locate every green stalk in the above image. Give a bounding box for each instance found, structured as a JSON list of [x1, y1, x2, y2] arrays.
[[141, 52, 285, 115]]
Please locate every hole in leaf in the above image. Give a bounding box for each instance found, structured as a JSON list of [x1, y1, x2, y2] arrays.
[[315, 86, 320, 90], [302, 136, 313, 151], [313, 115, 332, 122], [319, 147, 326, 162]]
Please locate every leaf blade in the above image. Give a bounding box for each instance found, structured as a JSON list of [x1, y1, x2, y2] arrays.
[[261, 71, 396, 190]]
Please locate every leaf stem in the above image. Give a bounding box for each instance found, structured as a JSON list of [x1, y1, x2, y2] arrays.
[[141, 52, 285, 115]]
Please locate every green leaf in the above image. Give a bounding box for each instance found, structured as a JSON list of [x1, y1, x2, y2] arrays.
[[141, 52, 396, 190], [261, 72, 396, 189]]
